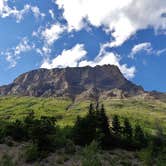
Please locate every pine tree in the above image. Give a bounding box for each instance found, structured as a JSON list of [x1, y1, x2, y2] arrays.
[[100, 104, 110, 136], [123, 118, 133, 148], [96, 104, 111, 147], [112, 115, 121, 136], [123, 118, 132, 140], [73, 104, 96, 146]]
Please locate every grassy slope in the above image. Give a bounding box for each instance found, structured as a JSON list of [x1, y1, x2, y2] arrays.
[[0, 96, 166, 132]]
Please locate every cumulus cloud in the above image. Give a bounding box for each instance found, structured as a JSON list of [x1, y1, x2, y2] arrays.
[[129, 42, 152, 58], [0, 0, 45, 22], [41, 44, 135, 79], [1, 38, 34, 67], [79, 44, 136, 79], [41, 44, 87, 69], [55, 0, 166, 47], [41, 23, 66, 45]]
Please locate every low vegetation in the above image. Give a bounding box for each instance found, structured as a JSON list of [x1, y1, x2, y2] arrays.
[[0, 97, 166, 165]]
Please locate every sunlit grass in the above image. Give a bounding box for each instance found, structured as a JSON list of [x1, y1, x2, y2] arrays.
[[0, 96, 166, 131]]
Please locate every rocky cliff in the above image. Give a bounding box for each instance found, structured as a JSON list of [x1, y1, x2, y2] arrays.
[[0, 65, 144, 100]]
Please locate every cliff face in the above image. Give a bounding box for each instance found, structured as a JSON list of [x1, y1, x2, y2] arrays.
[[0, 65, 144, 100]]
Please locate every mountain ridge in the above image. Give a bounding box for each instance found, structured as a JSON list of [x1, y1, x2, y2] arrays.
[[0, 65, 146, 100]]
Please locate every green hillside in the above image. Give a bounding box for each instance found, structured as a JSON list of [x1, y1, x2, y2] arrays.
[[0, 96, 166, 165], [0, 96, 166, 132]]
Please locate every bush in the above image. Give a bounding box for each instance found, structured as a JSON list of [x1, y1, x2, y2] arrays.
[[81, 141, 102, 166], [0, 154, 14, 166], [65, 139, 76, 154], [134, 124, 147, 149], [23, 144, 39, 162]]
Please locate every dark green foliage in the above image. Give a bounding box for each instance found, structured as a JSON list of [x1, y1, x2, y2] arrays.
[[112, 115, 122, 147], [73, 115, 96, 145], [134, 124, 147, 149], [81, 141, 102, 166], [98, 104, 110, 137], [23, 144, 39, 162], [0, 111, 57, 154], [151, 122, 165, 158], [122, 118, 133, 148], [73, 103, 111, 147], [96, 104, 111, 147], [1, 120, 26, 141], [65, 139, 76, 154], [0, 154, 14, 166], [54, 126, 73, 148], [72, 104, 96, 145], [112, 115, 121, 136], [123, 118, 132, 139], [0, 101, 157, 162], [26, 115, 57, 152]]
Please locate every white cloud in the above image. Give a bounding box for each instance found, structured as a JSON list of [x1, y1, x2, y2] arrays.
[[32, 23, 67, 59], [41, 43, 135, 79], [55, 0, 166, 47], [41, 23, 66, 45], [49, 9, 55, 19], [129, 42, 152, 58], [0, 0, 45, 22], [31, 6, 45, 19], [41, 44, 87, 69], [79, 45, 136, 79], [156, 48, 166, 56], [1, 38, 34, 67]]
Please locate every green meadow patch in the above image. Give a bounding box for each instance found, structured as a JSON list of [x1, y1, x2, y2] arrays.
[[0, 96, 166, 131]]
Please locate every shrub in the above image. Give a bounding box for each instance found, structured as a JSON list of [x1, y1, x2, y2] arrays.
[[0, 154, 14, 166], [65, 139, 76, 154], [134, 124, 147, 149], [23, 144, 39, 162], [81, 141, 102, 166]]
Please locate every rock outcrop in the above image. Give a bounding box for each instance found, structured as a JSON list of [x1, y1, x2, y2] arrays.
[[0, 65, 144, 100]]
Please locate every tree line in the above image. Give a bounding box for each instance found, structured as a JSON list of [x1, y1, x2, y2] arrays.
[[72, 103, 147, 149], [0, 103, 165, 162]]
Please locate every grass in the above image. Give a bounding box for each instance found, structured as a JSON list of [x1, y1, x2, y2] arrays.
[[0, 96, 166, 131]]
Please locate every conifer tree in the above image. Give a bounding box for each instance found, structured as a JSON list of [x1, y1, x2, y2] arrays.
[[73, 104, 96, 146], [112, 115, 121, 136], [123, 118, 133, 148], [123, 118, 132, 140], [96, 104, 111, 147]]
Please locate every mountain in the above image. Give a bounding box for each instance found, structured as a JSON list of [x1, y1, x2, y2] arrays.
[[0, 65, 145, 100]]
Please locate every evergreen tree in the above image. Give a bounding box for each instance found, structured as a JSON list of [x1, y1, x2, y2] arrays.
[[123, 118, 132, 140], [111, 115, 122, 147], [123, 118, 133, 148], [30, 116, 57, 152], [99, 104, 110, 136], [96, 104, 111, 147], [73, 104, 96, 146], [112, 115, 121, 136], [134, 124, 147, 148]]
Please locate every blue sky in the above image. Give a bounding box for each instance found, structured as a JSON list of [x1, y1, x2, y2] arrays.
[[0, 0, 166, 92]]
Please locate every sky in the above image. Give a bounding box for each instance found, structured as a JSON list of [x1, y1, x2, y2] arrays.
[[0, 0, 166, 92]]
